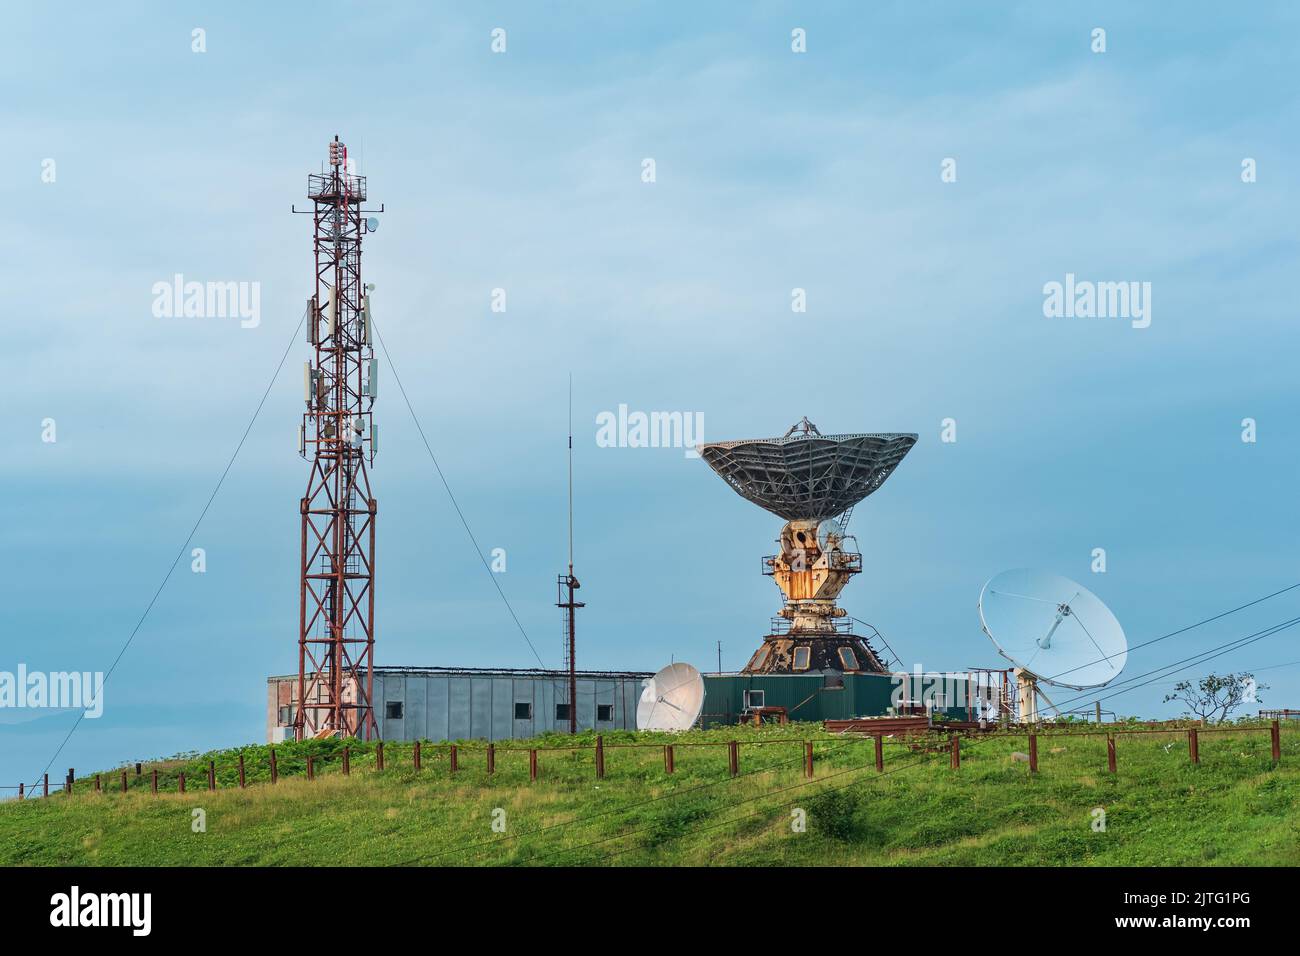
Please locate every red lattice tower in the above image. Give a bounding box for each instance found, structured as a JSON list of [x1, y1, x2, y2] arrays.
[[295, 136, 381, 740]]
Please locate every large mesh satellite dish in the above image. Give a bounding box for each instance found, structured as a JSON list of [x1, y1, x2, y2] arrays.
[[978, 569, 1127, 721], [698, 428, 917, 522], [636, 663, 705, 732]]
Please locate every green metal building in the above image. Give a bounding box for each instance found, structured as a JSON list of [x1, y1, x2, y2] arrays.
[[700, 672, 974, 727]]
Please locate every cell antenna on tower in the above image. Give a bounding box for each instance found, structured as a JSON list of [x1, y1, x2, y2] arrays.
[[292, 135, 385, 740]]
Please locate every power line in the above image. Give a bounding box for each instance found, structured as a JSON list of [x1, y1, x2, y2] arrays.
[[1040, 580, 1300, 685], [1053, 615, 1300, 715], [371, 318, 548, 670], [27, 306, 307, 790]]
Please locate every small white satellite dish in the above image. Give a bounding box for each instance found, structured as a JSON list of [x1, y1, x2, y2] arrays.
[[816, 518, 845, 552], [366, 217, 379, 233], [978, 569, 1127, 722], [636, 663, 705, 732]]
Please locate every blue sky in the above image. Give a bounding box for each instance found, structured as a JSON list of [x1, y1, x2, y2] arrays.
[[3, 2, 1300, 787]]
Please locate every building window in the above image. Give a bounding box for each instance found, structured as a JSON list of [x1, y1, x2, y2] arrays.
[[792, 646, 811, 671], [514, 702, 532, 720], [838, 647, 859, 671], [751, 644, 771, 670], [555, 703, 571, 721], [385, 701, 403, 720], [597, 703, 614, 722], [277, 705, 292, 726], [744, 690, 766, 710]]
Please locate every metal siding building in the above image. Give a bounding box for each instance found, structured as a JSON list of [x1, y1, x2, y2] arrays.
[[267, 667, 651, 743], [700, 672, 979, 726]]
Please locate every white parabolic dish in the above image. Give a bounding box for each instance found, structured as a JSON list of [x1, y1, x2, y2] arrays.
[[978, 569, 1127, 691], [636, 663, 706, 732]]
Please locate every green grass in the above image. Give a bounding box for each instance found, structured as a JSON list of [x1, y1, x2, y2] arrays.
[[3, 722, 1297, 866]]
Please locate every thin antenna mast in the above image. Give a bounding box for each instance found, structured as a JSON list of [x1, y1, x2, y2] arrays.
[[557, 375, 583, 734]]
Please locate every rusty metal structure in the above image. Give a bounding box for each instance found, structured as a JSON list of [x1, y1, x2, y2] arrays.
[[293, 136, 383, 740], [700, 418, 916, 676]]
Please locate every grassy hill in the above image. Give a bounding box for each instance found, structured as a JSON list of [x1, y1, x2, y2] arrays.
[[3, 722, 1296, 866]]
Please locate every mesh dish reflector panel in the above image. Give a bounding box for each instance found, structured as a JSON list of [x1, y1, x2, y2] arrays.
[[699, 432, 917, 521]]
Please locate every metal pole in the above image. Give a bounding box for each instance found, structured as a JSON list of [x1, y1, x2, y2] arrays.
[[664, 744, 674, 774], [1188, 728, 1199, 764], [413, 740, 421, 771], [487, 742, 495, 775], [1095, 700, 1102, 724], [804, 741, 814, 778], [874, 734, 884, 772], [43, 773, 48, 797], [1107, 734, 1117, 773], [728, 740, 739, 777]]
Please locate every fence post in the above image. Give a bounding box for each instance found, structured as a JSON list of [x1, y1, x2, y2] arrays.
[[449, 745, 458, 774], [950, 735, 960, 769], [120, 770, 127, 793], [1107, 734, 1117, 773], [43, 773, 49, 797], [94, 774, 101, 793], [238, 753, 246, 788], [17, 783, 23, 800], [342, 747, 350, 776], [178, 772, 186, 794], [664, 745, 675, 774], [307, 755, 315, 780], [529, 749, 538, 782], [270, 748, 278, 784], [1029, 732, 1038, 773], [208, 760, 216, 791], [1272, 720, 1281, 762], [804, 741, 814, 779], [1188, 728, 1199, 764], [376, 741, 384, 771], [413, 741, 421, 771], [595, 736, 605, 779], [151, 769, 158, 795], [728, 740, 739, 777], [135, 762, 142, 777], [66, 770, 73, 795], [874, 734, 884, 772], [487, 743, 495, 775]]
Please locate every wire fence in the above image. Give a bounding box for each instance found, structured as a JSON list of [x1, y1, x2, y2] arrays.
[[5, 720, 1294, 801]]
